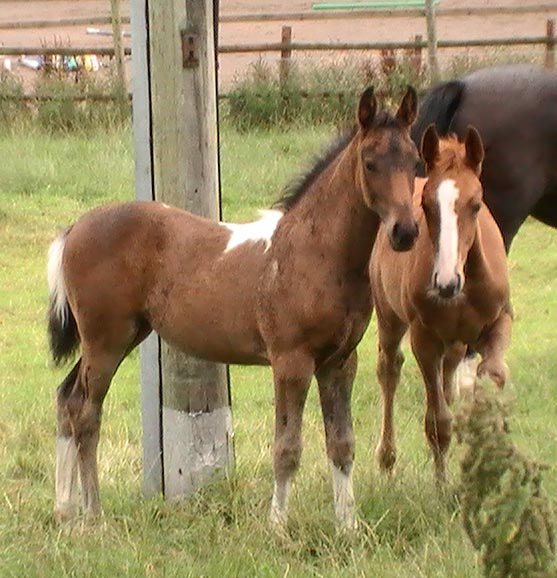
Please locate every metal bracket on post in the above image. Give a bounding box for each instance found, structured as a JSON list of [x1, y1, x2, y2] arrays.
[[180, 26, 199, 69]]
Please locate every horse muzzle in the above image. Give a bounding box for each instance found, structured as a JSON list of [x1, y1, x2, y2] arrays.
[[432, 271, 463, 299], [389, 220, 419, 252]]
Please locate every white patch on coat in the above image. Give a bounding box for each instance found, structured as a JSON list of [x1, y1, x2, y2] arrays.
[[435, 179, 460, 287], [223, 210, 282, 253], [47, 235, 68, 325], [455, 355, 479, 398]]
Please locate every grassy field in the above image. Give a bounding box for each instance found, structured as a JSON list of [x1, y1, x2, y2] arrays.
[[0, 124, 556, 578]]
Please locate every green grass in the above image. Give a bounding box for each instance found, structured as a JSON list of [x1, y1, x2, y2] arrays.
[[0, 124, 555, 578]]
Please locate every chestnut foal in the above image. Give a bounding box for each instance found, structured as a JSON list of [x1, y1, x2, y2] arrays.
[[48, 87, 420, 530], [370, 125, 512, 481]]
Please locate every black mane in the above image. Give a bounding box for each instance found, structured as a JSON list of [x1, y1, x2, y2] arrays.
[[273, 127, 356, 213]]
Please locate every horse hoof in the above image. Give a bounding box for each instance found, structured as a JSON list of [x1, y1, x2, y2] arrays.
[[54, 503, 79, 524], [375, 444, 397, 473], [477, 359, 509, 389]]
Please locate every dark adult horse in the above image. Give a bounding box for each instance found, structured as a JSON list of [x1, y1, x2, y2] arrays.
[[412, 65, 557, 251]]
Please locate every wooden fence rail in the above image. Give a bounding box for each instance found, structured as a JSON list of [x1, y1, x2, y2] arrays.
[[1, 3, 556, 29]]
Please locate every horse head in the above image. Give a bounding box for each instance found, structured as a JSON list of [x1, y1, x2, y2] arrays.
[[420, 124, 485, 299], [356, 86, 420, 252]]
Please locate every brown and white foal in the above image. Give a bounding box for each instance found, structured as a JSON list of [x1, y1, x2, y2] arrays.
[[370, 125, 512, 481], [48, 87, 420, 529]]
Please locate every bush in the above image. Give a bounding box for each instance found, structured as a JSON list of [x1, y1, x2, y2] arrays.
[[225, 52, 427, 131]]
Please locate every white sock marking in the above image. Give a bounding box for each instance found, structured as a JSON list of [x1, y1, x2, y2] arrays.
[[330, 460, 356, 530], [455, 356, 479, 398], [270, 478, 291, 527], [55, 436, 79, 515], [223, 210, 282, 253], [435, 179, 460, 287], [47, 235, 68, 325]]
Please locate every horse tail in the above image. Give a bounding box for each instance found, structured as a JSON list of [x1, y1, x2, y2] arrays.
[[412, 79, 466, 175], [47, 228, 79, 366]]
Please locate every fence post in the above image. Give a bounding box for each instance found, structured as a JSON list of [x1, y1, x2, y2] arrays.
[[280, 25, 292, 87], [424, 0, 440, 82], [110, 0, 127, 114], [545, 18, 555, 68], [413, 34, 423, 75]]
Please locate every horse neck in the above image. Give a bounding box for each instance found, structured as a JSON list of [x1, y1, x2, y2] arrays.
[[288, 142, 380, 273]]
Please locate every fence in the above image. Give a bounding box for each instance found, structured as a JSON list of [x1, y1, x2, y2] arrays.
[[1, 3, 557, 100]]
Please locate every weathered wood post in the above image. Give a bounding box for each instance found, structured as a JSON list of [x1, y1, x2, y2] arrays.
[[545, 18, 555, 69], [110, 0, 127, 116], [131, 0, 233, 499], [424, 0, 440, 82], [280, 25, 292, 88]]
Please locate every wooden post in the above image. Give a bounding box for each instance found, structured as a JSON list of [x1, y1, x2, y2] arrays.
[[280, 25, 292, 87], [131, 0, 233, 500], [110, 0, 127, 115], [424, 0, 440, 83], [413, 34, 423, 75], [546, 19, 555, 68]]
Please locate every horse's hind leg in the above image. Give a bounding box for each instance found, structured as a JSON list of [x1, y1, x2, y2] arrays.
[[269, 351, 314, 529], [316, 351, 358, 531], [375, 316, 406, 473], [55, 360, 82, 522]]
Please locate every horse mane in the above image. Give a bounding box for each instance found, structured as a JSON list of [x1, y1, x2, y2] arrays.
[[274, 111, 404, 213], [411, 80, 465, 177], [273, 127, 356, 212]]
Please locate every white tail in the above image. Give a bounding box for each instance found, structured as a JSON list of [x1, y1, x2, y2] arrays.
[[47, 235, 68, 326]]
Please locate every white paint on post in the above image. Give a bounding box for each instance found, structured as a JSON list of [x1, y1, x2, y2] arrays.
[[131, 0, 163, 497], [163, 406, 234, 498]]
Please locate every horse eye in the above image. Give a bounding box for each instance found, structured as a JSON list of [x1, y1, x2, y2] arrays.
[[365, 160, 377, 172]]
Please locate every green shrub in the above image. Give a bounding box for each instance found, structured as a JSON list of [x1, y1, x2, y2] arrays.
[[0, 72, 30, 130]]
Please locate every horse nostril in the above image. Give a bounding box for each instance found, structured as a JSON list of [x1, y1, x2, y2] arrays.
[[433, 272, 439, 288], [392, 221, 418, 251]]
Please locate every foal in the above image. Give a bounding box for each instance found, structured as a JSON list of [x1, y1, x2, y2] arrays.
[[370, 125, 512, 481], [48, 87, 420, 529]]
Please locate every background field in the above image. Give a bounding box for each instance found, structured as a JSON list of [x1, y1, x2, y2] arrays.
[[0, 121, 556, 577]]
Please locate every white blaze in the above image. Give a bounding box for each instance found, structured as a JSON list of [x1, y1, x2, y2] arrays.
[[223, 210, 282, 253], [435, 179, 460, 286]]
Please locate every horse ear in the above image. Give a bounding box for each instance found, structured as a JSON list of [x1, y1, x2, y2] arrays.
[[396, 85, 418, 128], [464, 125, 484, 175], [420, 124, 440, 172], [358, 86, 377, 131]]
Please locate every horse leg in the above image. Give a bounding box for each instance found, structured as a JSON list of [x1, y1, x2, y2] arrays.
[[55, 360, 82, 522], [442, 342, 466, 404], [315, 351, 358, 531], [410, 324, 451, 482], [68, 348, 122, 519], [476, 302, 513, 389], [269, 351, 314, 529], [375, 316, 406, 473]]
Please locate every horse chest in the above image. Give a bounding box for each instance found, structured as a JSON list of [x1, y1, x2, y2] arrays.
[[419, 295, 500, 345]]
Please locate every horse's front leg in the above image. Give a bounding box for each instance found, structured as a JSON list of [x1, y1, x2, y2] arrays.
[[476, 301, 513, 389], [316, 351, 358, 531], [269, 351, 314, 529], [410, 323, 451, 482]]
